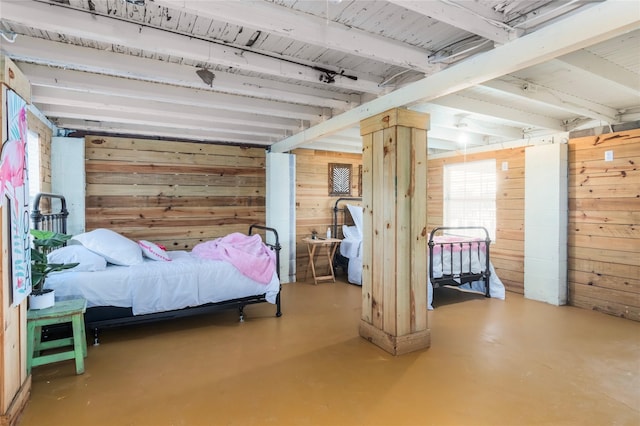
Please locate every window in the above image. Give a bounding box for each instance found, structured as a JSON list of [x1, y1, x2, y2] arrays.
[[443, 159, 496, 241], [328, 163, 352, 196]]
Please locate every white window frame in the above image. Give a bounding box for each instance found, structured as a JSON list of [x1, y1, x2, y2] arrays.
[[443, 159, 496, 241], [27, 130, 40, 207]]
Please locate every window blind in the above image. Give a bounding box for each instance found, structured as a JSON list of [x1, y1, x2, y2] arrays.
[[443, 159, 496, 241]]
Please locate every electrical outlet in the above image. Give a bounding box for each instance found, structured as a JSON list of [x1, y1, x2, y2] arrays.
[[502, 161, 509, 171], [604, 150, 614, 161]]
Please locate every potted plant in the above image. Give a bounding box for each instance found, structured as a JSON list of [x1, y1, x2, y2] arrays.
[[29, 229, 79, 309]]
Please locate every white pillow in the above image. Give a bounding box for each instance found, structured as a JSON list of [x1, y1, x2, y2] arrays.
[[347, 204, 364, 238], [342, 225, 358, 240], [71, 228, 144, 266], [47, 245, 107, 272], [138, 240, 172, 262]]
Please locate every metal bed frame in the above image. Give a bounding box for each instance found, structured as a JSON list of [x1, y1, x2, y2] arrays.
[[31, 192, 282, 345], [428, 226, 492, 297], [331, 197, 362, 275]]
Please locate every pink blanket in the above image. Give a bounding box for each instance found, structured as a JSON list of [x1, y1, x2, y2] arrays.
[[192, 233, 276, 284]]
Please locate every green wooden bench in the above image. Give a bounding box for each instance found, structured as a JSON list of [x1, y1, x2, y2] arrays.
[[27, 298, 87, 375]]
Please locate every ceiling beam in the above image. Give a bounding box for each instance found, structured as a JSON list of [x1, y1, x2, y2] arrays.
[[155, 0, 436, 74], [409, 105, 525, 139], [38, 104, 286, 140], [22, 64, 324, 122], [4, 35, 356, 111], [55, 118, 273, 146], [432, 94, 564, 131], [556, 50, 640, 94], [36, 103, 291, 139], [270, 1, 639, 153], [1, 0, 384, 94], [481, 78, 621, 123], [304, 139, 362, 154], [30, 90, 301, 132], [388, 0, 519, 44]]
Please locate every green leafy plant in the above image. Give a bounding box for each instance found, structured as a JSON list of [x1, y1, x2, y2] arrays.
[[30, 229, 79, 293]]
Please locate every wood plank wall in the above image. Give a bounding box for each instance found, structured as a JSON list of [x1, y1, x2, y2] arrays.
[[1, 54, 32, 426], [27, 110, 52, 195], [293, 149, 362, 279], [84, 136, 267, 250], [427, 148, 526, 294], [568, 129, 640, 321]]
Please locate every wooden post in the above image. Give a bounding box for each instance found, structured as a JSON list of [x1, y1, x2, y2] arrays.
[[1, 55, 32, 426], [359, 108, 430, 355]]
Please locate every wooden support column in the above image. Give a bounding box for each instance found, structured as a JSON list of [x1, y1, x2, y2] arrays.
[[1, 55, 32, 426], [359, 108, 430, 356]]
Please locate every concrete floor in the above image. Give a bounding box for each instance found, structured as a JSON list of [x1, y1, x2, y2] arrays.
[[18, 280, 640, 426]]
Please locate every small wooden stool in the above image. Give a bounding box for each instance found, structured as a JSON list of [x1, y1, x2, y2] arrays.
[[27, 298, 88, 375]]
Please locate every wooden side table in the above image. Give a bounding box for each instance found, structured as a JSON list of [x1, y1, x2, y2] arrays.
[[27, 298, 88, 375], [303, 237, 342, 284]]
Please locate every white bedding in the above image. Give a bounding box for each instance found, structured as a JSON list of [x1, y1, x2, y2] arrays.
[[44, 250, 280, 315], [340, 204, 365, 285], [340, 235, 363, 285]]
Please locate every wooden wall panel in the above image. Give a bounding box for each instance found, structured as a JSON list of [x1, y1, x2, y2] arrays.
[[568, 129, 640, 321], [1, 54, 31, 426], [84, 136, 266, 250], [427, 148, 526, 294], [293, 149, 362, 280], [27, 110, 52, 195]]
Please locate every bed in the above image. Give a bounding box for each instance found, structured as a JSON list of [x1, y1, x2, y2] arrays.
[[427, 226, 505, 309], [332, 197, 363, 285], [330, 201, 505, 306], [32, 193, 282, 344]]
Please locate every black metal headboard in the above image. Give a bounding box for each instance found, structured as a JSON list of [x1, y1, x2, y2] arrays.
[[332, 197, 362, 240], [30, 192, 68, 233], [248, 224, 281, 280]]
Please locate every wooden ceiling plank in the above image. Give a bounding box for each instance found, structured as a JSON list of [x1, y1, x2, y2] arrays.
[[556, 50, 640, 94], [56, 118, 271, 146], [155, 0, 436, 73], [481, 78, 621, 123], [270, 1, 639, 152], [23, 66, 324, 122], [38, 103, 289, 138], [1, 0, 383, 94], [4, 35, 356, 110], [388, 0, 519, 44]]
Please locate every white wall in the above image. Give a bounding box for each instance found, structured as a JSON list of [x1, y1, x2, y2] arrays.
[[266, 152, 296, 283], [51, 137, 85, 236], [524, 143, 568, 305]]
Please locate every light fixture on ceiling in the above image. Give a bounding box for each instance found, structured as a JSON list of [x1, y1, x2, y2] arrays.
[[455, 121, 469, 146], [123, 0, 145, 5], [196, 68, 215, 87]]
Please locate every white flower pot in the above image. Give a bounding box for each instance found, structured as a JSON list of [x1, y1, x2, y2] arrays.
[[29, 289, 55, 310]]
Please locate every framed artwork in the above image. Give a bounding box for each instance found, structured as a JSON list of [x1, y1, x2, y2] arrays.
[[1, 88, 31, 305], [328, 163, 352, 196]]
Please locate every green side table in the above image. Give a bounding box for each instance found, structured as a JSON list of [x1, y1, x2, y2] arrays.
[[27, 298, 88, 375]]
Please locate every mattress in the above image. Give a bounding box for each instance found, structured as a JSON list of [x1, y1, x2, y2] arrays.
[[44, 250, 280, 315]]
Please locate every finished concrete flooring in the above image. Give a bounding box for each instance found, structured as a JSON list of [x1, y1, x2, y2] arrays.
[[19, 280, 640, 426]]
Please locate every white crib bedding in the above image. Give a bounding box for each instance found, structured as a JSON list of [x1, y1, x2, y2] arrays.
[[44, 250, 280, 315]]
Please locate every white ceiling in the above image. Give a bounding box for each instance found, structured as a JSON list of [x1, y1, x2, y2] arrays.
[[1, 0, 639, 154]]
